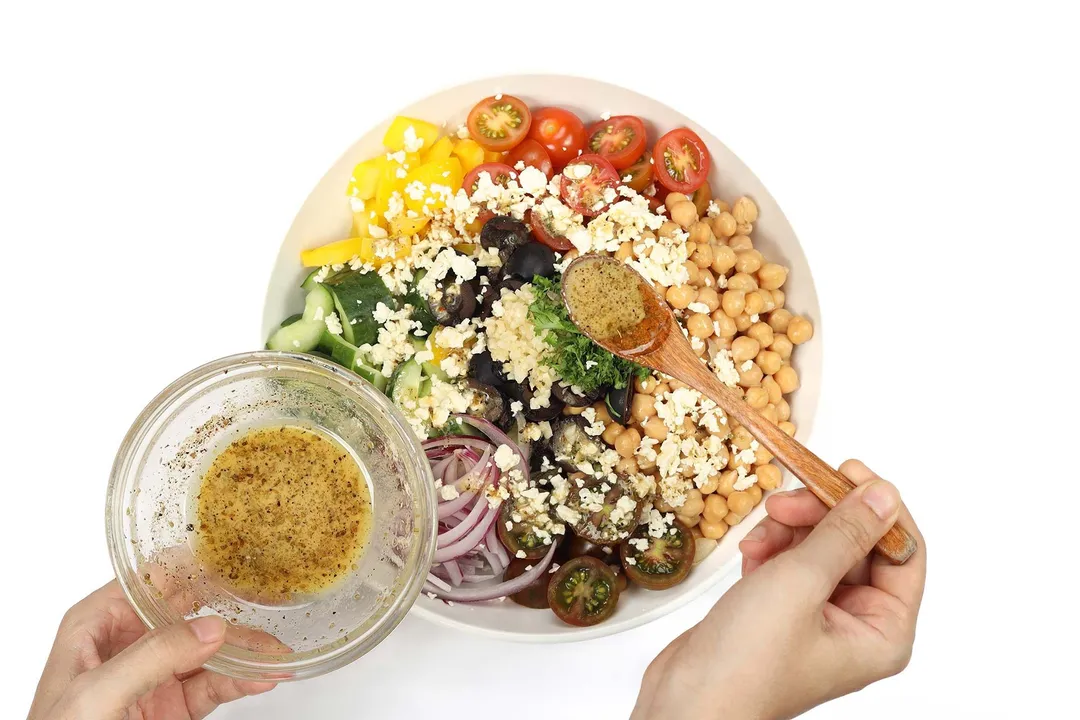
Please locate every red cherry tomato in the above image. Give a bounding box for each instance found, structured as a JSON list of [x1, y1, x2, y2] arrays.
[[505, 138, 554, 179], [559, 154, 619, 217], [621, 153, 654, 193], [467, 95, 532, 152], [547, 556, 620, 627], [527, 208, 573, 252], [463, 162, 515, 197], [652, 128, 711, 194], [586, 115, 647, 170], [528, 107, 587, 168]]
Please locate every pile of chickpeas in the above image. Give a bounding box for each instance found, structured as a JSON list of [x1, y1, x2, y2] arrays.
[[565, 188, 815, 549]]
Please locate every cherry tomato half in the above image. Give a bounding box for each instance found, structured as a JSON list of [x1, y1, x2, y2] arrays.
[[559, 154, 620, 217], [586, 115, 647, 171], [564, 473, 644, 544], [547, 556, 620, 626], [527, 207, 573, 252], [505, 138, 554, 179], [565, 533, 620, 564], [652, 128, 711, 194], [621, 153, 654, 193], [504, 559, 551, 609], [463, 162, 515, 198], [619, 518, 695, 590], [528, 107, 587, 168], [498, 501, 556, 561], [467, 95, 532, 152]]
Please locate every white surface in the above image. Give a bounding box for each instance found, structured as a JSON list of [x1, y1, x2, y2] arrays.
[[1, 2, 1077, 718], [262, 73, 823, 642]]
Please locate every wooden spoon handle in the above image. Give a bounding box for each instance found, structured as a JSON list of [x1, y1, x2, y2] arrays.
[[663, 346, 917, 565]]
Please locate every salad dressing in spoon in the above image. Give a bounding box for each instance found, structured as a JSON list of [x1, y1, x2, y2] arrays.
[[561, 255, 917, 565]]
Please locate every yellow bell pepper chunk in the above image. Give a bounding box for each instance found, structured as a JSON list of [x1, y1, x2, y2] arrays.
[[427, 334, 452, 365], [300, 237, 365, 268], [451, 138, 485, 174], [351, 206, 385, 238], [484, 150, 505, 163], [453, 242, 477, 254], [383, 116, 440, 154], [374, 163, 407, 218], [422, 136, 454, 164], [346, 157, 385, 199], [403, 158, 464, 213], [359, 235, 412, 267], [391, 213, 431, 237]]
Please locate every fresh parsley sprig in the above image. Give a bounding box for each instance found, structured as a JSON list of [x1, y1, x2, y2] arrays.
[[528, 275, 648, 392]]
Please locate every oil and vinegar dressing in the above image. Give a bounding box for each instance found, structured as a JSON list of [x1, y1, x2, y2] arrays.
[[193, 425, 372, 603], [563, 256, 667, 355]]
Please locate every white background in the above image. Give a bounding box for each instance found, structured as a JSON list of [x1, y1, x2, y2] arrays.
[[2, 2, 1077, 718]]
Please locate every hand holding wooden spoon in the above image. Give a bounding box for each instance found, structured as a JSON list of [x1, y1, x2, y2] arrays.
[[561, 254, 917, 564]]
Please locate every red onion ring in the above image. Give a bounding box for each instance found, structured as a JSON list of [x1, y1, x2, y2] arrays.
[[437, 492, 488, 547], [438, 490, 476, 519], [424, 542, 557, 602], [445, 560, 463, 586], [485, 523, 510, 569], [451, 414, 529, 480], [433, 502, 500, 563]]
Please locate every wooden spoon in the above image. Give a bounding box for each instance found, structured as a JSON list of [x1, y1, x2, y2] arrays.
[[561, 255, 916, 565]]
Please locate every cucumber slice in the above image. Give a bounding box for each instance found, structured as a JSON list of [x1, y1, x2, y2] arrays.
[[301, 268, 323, 292], [302, 284, 335, 322], [317, 332, 389, 391], [280, 313, 304, 328], [323, 271, 394, 346], [408, 333, 449, 382], [404, 270, 437, 332], [388, 358, 423, 404], [266, 319, 323, 352], [354, 361, 388, 393]]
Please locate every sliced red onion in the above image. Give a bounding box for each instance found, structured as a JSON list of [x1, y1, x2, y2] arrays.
[[444, 560, 463, 586], [423, 436, 495, 454], [437, 492, 488, 547], [462, 573, 497, 583], [452, 414, 528, 482], [485, 523, 510, 568], [426, 572, 451, 592], [454, 445, 493, 492], [433, 502, 500, 563], [479, 544, 505, 575], [425, 543, 557, 602], [438, 490, 475, 519]]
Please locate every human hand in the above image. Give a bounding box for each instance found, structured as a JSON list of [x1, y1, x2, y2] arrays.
[[28, 581, 275, 720], [632, 460, 926, 720]]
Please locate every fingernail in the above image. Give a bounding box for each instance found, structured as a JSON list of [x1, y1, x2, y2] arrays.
[[774, 489, 801, 497], [744, 525, 768, 543], [189, 615, 227, 644], [861, 481, 900, 520]]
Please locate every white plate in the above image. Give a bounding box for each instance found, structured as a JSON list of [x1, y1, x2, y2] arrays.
[[261, 74, 822, 643]]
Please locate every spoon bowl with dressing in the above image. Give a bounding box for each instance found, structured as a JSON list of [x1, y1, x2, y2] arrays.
[[562, 255, 916, 565]]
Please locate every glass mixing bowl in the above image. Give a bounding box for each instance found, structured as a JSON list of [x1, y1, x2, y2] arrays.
[[105, 352, 437, 681]]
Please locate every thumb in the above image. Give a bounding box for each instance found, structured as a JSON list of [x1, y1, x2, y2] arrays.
[[83, 615, 227, 710], [789, 479, 902, 597]]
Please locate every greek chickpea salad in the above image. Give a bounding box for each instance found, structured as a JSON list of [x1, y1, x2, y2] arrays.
[[267, 94, 814, 627]]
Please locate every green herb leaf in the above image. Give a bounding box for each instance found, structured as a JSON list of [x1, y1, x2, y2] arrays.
[[528, 275, 648, 392]]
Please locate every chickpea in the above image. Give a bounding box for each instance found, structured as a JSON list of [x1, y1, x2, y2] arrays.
[[711, 311, 737, 338], [659, 220, 680, 239], [723, 512, 745, 526], [692, 338, 709, 358], [615, 457, 639, 475], [746, 321, 775, 349], [615, 241, 633, 262], [710, 245, 738, 274], [721, 290, 746, 317], [699, 518, 729, 539], [733, 312, 754, 332], [759, 403, 779, 425], [758, 290, 776, 313], [703, 494, 729, 523], [671, 201, 698, 229], [712, 199, 731, 213], [601, 422, 625, 445], [637, 453, 657, 472], [681, 488, 705, 516], [687, 312, 714, 339], [676, 513, 701, 529], [691, 242, 714, 269], [727, 272, 758, 292], [779, 421, 796, 437], [745, 386, 769, 409], [635, 374, 658, 394], [631, 393, 657, 423], [699, 473, 720, 495], [746, 484, 763, 506], [695, 286, 721, 312], [688, 220, 714, 245], [682, 260, 702, 287], [762, 375, 782, 404], [716, 470, 738, 497], [563, 404, 586, 415], [668, 379, 686, 391], [737, 362, 763, 388], [730, 335, 761, 363], [770, 333, 793, 360], [727, 490, 755, 516], [562, 249, 579, 262], [756, 463, 782, 491], [776, 398, 791, 422], [754, 444, 774, 464], [758, 263, 788, 290], [768, 308, 793, 333], [732, 196, 759, 224], [664, 192, 690, 211], [728, 234, 753, 251], [774, 364, 800, 394], [614, 427, 641, 458], [756, 349, 783, 376], [787, 316, 814, 345], [698, 267, 716, 288], [743, 290, 765, 316], [653, 381, 671, 396], [666, 284, 696, 309], [713, 211, 737, 237], [643, 417, 669, 441], [593, 401, 612, 424], [654, 495, 676, 513], [735, 249, 764, 274], [771, 289, 786, 309], [737, 222, 753, 236]]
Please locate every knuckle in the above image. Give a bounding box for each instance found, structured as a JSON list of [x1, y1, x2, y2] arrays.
[[829, 512, 874, 554]]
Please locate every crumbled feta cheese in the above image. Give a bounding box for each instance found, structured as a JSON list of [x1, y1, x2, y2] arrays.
[[688, 302, 711, 314], [515, 550, 526, 559], [402, 125, 425, 153], [324, 312, 343, 336], [740, 359, 754, 372], [440, 484, 460, 501], [494, 444, 520, 472], [510, 400, 523, 415]]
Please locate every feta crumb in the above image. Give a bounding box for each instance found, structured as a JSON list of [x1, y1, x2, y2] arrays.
[[600, 110, 611, 121], [740, 359, 754, 372], [515, 550, 526, 559], [439, 484, 460, 501], [494, 444, 520, 471], [324, 312, 343, 336]]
